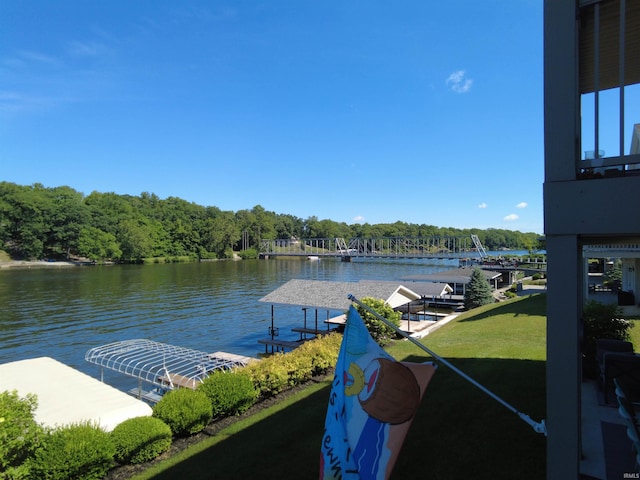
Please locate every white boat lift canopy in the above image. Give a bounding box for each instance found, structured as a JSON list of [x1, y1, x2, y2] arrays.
[[85, 339, 252, 396]]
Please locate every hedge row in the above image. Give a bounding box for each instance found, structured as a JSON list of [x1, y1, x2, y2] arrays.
[[243, 332, 342, 396], [1, 333, 342, 479]]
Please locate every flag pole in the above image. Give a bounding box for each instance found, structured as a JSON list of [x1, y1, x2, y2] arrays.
[[347, 294, 547, 436]]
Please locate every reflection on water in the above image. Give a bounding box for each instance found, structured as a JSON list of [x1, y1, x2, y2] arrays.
[[0, 257, 457, 391]]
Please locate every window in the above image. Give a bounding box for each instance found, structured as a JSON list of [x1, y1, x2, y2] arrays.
[[579, 0, 640, 176]]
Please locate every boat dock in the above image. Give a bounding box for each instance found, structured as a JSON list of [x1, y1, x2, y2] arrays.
[[257, 337, 307, 353], [85, 339, 257, 404]]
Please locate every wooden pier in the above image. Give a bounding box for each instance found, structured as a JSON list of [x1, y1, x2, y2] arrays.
[[257, 337, 307, 353]]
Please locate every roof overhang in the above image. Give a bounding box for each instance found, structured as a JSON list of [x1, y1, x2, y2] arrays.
[[583, 243, 640, 259]]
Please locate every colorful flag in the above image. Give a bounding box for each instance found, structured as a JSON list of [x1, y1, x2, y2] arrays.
[[320, 305, 437, 480]]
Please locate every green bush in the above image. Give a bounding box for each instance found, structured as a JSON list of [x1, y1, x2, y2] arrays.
[[197, 370, 258, 417], [111, 416, 172, 465], [152, 389, 212, 437], [0, 390, 43, 478], [355, 297, 401, 346], [298, 332, 341, 375], [243, 354, 290, 397], [237, 248, 258, 259], [243, 334, 342, 397], [27, 422, 114, 480], [279, 350, 314, 387]]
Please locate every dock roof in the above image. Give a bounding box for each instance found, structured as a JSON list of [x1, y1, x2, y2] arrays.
[[0, 357, 152, 431], [259, 279, 451, 310]]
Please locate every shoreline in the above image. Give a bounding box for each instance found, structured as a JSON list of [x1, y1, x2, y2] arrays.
[[0, 260, 87, 270]]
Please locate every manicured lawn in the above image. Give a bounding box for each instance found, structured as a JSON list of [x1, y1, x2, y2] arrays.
[[129, 294, 547, 480], [626, 319, 640, 347]]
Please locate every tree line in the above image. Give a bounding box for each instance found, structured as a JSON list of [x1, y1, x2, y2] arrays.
[[0, 182, 543, 262]]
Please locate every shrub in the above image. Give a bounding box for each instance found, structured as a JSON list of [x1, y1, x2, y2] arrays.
[[582, 300, 633, 376], [296, 333, 341, 375], [197, 370, 258, 417], [111, 416, 172, 465], [152, 388, 212, 437], [355, 297, 401, 347], [243, 354, 290, 397], [0, 390, 43, 477], [243, 334, 342, 397], [27, 422, 115, 480], [237, 248, 258, 259], [279, 350, 314, 386]]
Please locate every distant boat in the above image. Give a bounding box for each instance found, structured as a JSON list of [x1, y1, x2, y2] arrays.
[[307, 256, 320, 261]]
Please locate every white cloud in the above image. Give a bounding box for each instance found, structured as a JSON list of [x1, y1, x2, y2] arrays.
[[68, 41, 109, 57], [17, 50, 58, 64], [446, 70, 473, 93], [504, 214, 519, 222], [478, 202, 487, 209], [353, 215, 365, 223], [516, 202, 528, 209]]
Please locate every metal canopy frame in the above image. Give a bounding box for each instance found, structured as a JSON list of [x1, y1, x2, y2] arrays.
[[85, 339, 249, 391]]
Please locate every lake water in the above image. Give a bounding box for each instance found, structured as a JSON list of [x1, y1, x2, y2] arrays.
[[0, 256, 463, 392]]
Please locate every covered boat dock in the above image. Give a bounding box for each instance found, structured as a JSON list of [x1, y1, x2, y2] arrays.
[[85, 339, 255, 403], [258, 279, 456, 351]]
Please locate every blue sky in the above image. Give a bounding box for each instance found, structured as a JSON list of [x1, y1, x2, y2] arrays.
[[1, 1, 545, 233]]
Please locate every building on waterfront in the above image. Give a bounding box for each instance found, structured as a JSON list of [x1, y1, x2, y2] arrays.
[[544, 1, 640, 478], [400, 268, 503, 297]]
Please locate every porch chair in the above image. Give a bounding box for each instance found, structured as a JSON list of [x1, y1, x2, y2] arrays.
[[615, 377, 640, 471], [596, 338, 634, 402], [602, 352, 640, 404]]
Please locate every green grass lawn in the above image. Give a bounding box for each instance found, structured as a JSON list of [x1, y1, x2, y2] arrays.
[[129, 294, 547, 480], [626, 318, 640, 346]]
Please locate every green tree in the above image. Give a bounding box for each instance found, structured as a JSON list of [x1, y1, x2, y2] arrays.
[[235, 209, 259, 250], [84, 191, 136, 236], [117, 219, 154, 261], [201, 209, 240, 258], [464, 267, 495, 309], [251, 205, 276, 240], [77, 226, 122, 261], [44, 186, 89, 259], [273, 213, 304, 239], [0, 183, 47, 258], [302, 216, 319, 238], [604, 259, 622, 291]]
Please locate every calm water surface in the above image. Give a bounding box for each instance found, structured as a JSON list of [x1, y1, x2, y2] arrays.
[[0, 257, 458, 391]]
